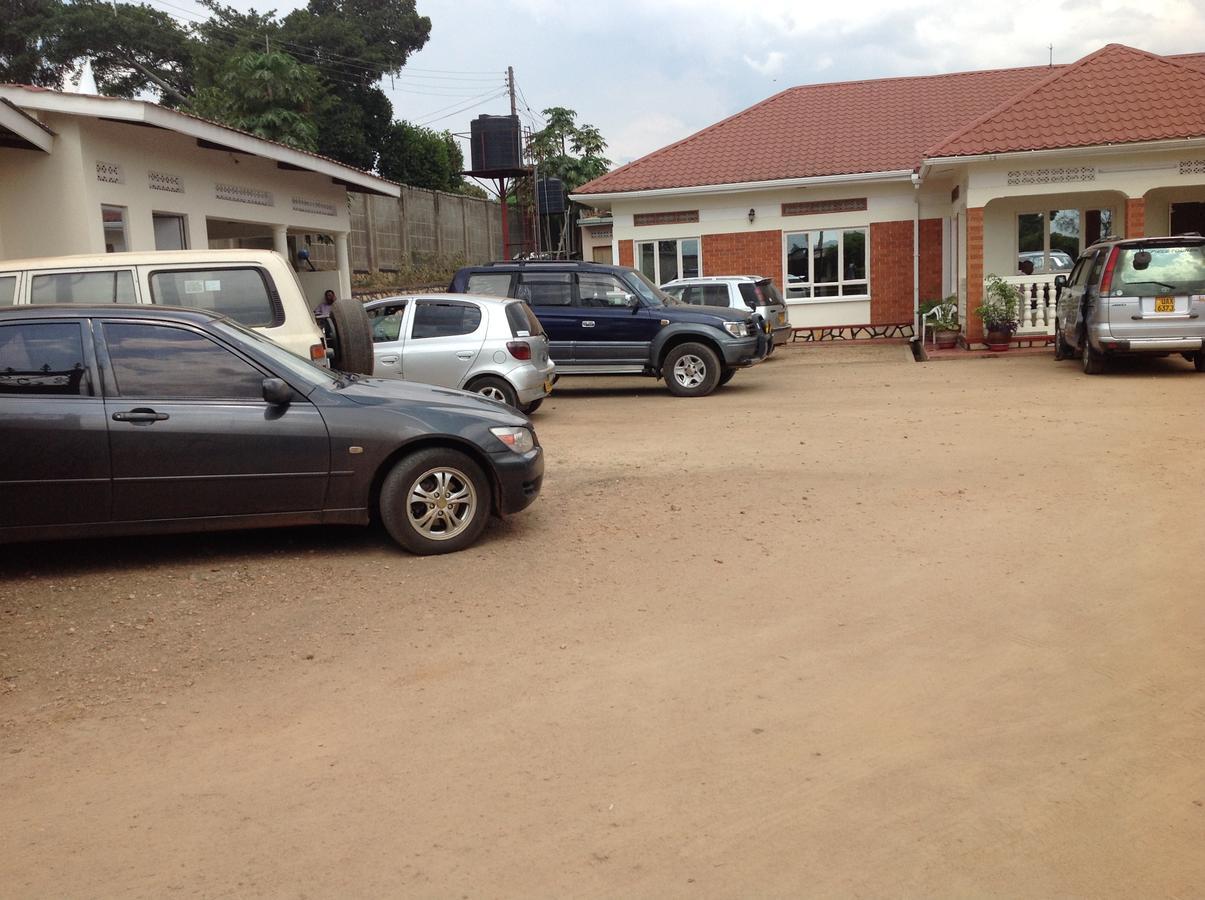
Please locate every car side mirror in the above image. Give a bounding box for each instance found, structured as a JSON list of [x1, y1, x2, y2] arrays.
[[626, 294, 641, 311], [1054, 275, 1068, 289], [262, 377, 294, 406]]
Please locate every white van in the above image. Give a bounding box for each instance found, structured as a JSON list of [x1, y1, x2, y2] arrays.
[[0, 249, 372, 372]]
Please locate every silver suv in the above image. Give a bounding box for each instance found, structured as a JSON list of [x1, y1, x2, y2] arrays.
[[366, 293, 555, 413], [661, 275, 792, 347], [1053, 235, 1205, 374]]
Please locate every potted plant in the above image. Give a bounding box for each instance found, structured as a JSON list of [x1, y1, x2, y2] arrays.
[[919, 297, 941, 342], [932, 295, 960, 349], [975, 275, 1020, 351]]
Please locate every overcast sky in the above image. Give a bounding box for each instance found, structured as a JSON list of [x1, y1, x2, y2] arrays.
[[163, 0, 1205, 167]]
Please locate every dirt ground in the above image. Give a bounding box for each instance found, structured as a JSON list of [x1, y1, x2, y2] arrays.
[[3, 344, 1204, 898]]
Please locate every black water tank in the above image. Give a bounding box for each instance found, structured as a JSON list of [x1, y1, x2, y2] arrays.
[[470, 114, 521, 172], [537, 177, 566, 215]]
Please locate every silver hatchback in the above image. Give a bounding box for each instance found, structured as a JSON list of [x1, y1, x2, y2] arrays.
[[365, 293, 555, 413]]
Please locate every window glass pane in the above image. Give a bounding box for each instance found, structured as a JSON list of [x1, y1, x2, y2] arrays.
[[843, 231, 867, 281], [680, 239, 700, 279], [1049, 209, 1080, 262], [657, 240, 679, 284], [813, 284, 841, 297], [813, 232, 839, 284], [0, 323, 88, 396], [1087, 250, 1106, 285], [785, 233, 809, 298], [104, 323, 264, 399], [841, 282, 868, 296], [1017, 212, 1044, 271], [578, 273, 632, 307], [30, 271, 136, 304], [1086, 208, 1113, 245], [150, 269, 277, 327], [638, 242, 656, 282], [466, 273, 512, 297], [662, 286, 685, 301], [737, 283, 760, 309], [701, 285, 730, 307], [371, 306, 405, 342], [411, 301, 482, 339], [102, 205, 128, 253], [517, 273, 572, 306], [0, 275, 15, 305], [153, 213, 187, 251], [505, 301, 544, 336]]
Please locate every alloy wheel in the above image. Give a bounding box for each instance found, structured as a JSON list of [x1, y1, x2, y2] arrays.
[[673, 353, 707, 388], [406, 466, 478, 541]]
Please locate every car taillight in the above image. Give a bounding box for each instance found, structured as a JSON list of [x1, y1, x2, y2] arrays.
[[310, 343, 327, 361], [1099, 246, 1121, 295], [506, 341, 531, 360]]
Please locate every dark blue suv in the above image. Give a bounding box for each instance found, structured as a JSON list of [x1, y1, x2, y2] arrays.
[[448, 261, 768, 397]]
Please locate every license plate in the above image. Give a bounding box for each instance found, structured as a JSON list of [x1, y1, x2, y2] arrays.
[[544, 378, 553, 394], [1154, 296, 1175, 312]]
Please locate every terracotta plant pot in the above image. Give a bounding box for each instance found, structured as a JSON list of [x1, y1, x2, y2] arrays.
[[935, 329, 959, 349], [985, 329, 1012, 351]]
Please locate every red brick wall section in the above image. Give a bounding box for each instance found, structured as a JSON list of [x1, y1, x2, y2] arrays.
[[869, 220, 914, 325], [701, 230, 784, 291], [919, 218, 943, 304], [1126, 198, 1145, 238], [966, 207, 985, 342], [618, 239, 633, 268]]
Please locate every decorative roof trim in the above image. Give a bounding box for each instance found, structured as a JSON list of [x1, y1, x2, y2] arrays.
[[571, 169, 914, 203], [923, 136, 1205, 169]]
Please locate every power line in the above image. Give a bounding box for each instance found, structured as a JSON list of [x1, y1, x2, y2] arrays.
[[415, 89, 508, 128]]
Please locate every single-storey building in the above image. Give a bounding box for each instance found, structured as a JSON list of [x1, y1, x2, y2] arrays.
[[572, 44, 1205, 346], [0, 84, 399, 304]]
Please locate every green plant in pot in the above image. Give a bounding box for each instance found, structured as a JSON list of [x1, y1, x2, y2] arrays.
[[932, 295, 960, 349], [975, 275, 1020, 351]]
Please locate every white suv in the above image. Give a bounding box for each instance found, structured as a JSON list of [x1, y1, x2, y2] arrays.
[[661, 275, 792, 347]]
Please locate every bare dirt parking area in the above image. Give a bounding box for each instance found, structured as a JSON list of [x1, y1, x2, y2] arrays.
[[3, 345, 1204, 898]]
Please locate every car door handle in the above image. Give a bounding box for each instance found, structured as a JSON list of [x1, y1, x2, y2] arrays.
[[380, 355, 399, 365], [112, 408, 169, 424], [456, 351, 474, 359], [581, 321, 595, 328]]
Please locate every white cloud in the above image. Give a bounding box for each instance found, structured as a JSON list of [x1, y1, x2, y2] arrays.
[[744, 51, 786, 78]]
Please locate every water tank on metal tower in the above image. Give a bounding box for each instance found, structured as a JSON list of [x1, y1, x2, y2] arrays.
[[469, 114, 522, 172], [537, 177, 566, 215]]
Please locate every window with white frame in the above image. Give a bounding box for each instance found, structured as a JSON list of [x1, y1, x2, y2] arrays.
[[1016, 207, 1113, 275], [636, 237, 700, 285], [101, 205, 129, 253], [783, 228, 868, 300]]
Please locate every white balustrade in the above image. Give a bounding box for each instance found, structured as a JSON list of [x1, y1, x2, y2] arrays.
[[1000, 275, 1058, 335]]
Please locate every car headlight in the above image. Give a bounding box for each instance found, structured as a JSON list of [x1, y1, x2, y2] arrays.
[[723, 321, 749, 337], [490, 426, 535, 454]]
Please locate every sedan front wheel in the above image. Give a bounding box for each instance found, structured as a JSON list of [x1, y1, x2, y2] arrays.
[[379, 448, 490, 554]]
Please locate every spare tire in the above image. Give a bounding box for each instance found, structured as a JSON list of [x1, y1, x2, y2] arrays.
[[328, 298, 374, 374]]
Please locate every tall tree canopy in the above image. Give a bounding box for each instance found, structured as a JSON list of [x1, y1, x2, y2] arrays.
[[527, 106, 611, 193], [378, 121, 465, 193], [0, 0, 431, 168]]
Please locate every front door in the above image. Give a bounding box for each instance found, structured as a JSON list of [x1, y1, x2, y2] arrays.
[[368, 299, 409, 377], [99, 320, 330, 522], [0, 319, 110, 529], [401, 299, 486, 388], [572, 271, 661, 365]]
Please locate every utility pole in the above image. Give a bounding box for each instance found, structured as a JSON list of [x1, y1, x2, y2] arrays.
[[507, 65, 517, 116]]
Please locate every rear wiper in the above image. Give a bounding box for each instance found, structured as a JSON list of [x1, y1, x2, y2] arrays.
[[1123, 280, 1178, 290]]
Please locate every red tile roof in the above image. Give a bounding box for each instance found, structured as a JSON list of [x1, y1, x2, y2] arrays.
[[928, 44, 1205, 158], [577, 45, 1205, 196]]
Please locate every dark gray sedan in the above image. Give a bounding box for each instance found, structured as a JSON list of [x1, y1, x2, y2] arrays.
[[0, 305, 543, 554]]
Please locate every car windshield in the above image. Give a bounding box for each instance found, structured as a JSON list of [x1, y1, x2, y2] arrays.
[[624, 270, 668, 307], [212, 318, 341, 388], [1114, 245, 1205, 296]]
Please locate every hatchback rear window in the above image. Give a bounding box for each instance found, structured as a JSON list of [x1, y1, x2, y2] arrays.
[[505, 301, 544, 337], [1112, 245, 1205, 296], [760, 280, 785, 304], [738, 283, 764, 309]]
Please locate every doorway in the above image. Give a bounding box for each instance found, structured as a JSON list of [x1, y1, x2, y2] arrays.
[[1171, 202, 1205, 235]]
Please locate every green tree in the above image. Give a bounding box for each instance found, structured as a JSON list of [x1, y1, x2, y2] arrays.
[[527, 106, 610, 192], [189, 50, 324, 151], [379, 121, 464, 191], [0, 0, 73, 87]]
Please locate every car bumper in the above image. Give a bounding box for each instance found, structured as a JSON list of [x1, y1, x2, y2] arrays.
[[1090, 327, 1205, 354], [772, 324, 792, 346], [720, 334, 767, 368], [510, 361, 557, 404], [492, 446, 544, 515]]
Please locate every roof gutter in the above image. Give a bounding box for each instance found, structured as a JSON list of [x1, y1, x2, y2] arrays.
[[923, 135, 1205, 169], [570, 169, 915, 204], [0, 87, 400, 197]]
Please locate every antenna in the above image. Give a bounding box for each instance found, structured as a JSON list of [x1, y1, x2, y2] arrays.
[[1049, 44, 1053, 67]]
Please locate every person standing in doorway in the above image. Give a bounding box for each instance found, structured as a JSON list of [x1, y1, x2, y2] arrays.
[[313, 289, 336, 318]]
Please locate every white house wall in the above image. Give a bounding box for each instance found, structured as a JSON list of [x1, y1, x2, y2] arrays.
[[0, 113, 352, 262]]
